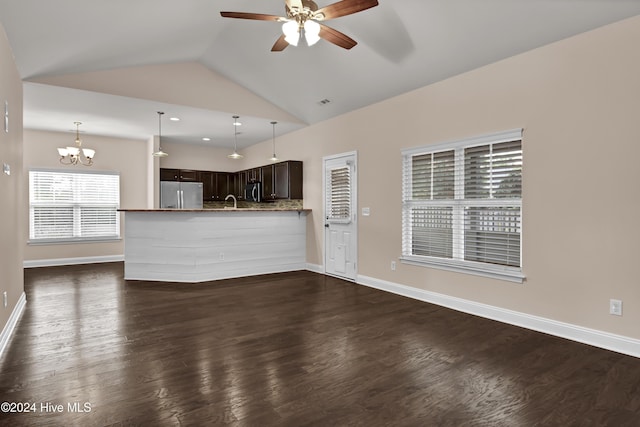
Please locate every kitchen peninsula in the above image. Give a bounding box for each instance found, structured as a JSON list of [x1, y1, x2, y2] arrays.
[[120, 208, 310, 283]]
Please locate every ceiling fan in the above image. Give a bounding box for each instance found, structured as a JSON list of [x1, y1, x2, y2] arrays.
[[220, 0, 379, 51]]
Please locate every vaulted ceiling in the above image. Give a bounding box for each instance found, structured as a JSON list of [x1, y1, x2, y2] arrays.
[[1, 0, 639, 149]]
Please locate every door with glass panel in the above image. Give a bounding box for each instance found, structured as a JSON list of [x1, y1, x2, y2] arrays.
[[323, 152, 357, 281]]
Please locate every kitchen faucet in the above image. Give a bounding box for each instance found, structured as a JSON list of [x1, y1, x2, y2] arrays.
[[225, 194, 237, 209]]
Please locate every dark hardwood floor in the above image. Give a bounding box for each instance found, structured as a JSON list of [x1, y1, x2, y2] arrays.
[[1, 263, 639, 426]]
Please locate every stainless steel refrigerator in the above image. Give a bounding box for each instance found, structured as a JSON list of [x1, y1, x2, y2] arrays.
[[160, 181, 203, 209]]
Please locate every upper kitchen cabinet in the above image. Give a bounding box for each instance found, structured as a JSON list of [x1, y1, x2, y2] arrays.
[[235, 171, 247, 199], [200, 171, 231, 201], [262, 161, 303, 200], [247, 167, 262, 184], [160, 168, 180, 181], [179, 169, 199, 181], [160, 168, 198, 182]]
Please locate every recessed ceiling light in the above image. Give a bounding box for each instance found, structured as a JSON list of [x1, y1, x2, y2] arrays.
[[202, 137, 211, 141], [169, 117, 180, 121]]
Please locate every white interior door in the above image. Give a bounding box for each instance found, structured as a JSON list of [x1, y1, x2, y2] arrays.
[[324, 152, 357, 281]]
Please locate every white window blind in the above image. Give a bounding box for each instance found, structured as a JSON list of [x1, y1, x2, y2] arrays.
[[29, 169, 120, 242], [401, 130, 524, 282], [327, 166, 351, 223]]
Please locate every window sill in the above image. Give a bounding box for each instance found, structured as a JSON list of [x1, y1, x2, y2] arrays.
[[399, 255, 525, 283], [28, 237, 122, 245]]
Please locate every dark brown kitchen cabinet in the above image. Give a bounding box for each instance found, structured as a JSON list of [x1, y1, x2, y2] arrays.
[[235, 171, 247, 199], [160, 168, 198, 182], [261, 161, 303, 200], [161, 161, 302, 202], [160, 168, 180, 181], [216, 173, 230, 199], [261, 165, 274, 200], [178, 169, 198, 181], [247, 168, 262, 183], [200, 171, 231, 201], [228, 174, 237, 199], [199, 171, 213, 200]]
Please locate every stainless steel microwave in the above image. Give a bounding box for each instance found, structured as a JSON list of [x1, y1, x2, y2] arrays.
[[245, 182, 261, 202]]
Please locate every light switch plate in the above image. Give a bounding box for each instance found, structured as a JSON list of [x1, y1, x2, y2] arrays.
[[362, 207, 370, 216], [3, 163, 9, 176]]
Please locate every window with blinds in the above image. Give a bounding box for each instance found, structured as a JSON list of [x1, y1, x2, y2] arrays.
[[327, 166, 351, 222], [29, 169, 120, 242], [401, 129, 524, 282]]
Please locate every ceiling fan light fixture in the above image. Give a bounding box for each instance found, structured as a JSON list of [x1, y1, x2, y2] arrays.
[[304, 20, 320, 46], [282, 21, 300, 46]]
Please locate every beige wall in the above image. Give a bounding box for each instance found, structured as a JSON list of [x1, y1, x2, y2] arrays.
[[0, 24, 24, 334], [241, 15, 640, 340], [159, 141, 245, 172], [11, 15, 640, 343], [22, 130, 149, 262]]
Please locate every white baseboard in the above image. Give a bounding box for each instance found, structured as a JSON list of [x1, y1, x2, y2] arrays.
[[357, 274, 640, 359], [0, 292, 26, 360], [23, 255, 124, 269], [306, 263, 324, 274]]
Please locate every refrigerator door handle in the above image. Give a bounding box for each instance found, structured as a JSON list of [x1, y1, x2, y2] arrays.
[[180, 190, 184, 209]]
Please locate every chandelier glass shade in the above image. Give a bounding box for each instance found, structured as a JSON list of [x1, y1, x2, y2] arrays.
[[57, 122, 95, 166]]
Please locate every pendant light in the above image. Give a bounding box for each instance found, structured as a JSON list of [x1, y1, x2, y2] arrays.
[[152, 111, 168, 157], [57, 122, 95, 166], [228, 115, 243, 159], [270, 121, 279, 162]]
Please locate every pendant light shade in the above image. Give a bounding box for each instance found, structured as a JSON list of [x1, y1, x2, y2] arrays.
[[228, 115, 243, 159], [270, 121, 279, 162], [152, 111, 168, 157]]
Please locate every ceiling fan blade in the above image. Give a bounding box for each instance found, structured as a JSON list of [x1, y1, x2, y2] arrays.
[[315, 0, 379, 21], [220, 12, 283, 21], [319, 24, 357, 50], [271, 34, 289, 52]]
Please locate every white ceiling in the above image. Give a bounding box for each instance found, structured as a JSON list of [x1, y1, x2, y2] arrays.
[[1, 0, 640, 149]]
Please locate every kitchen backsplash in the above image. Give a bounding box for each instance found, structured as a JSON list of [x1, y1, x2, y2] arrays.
[[204, 199, 303, 210]]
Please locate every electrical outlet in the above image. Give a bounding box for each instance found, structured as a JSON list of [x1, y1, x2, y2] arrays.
[[610, 299, 622, 316], [3, 291, 7, 308], [391, 261, 396, 271]]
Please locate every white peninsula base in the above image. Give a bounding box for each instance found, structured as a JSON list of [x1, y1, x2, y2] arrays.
[[122, 210, 308, 283]]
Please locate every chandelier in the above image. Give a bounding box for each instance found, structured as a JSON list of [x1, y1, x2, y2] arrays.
[[57, 122, 95, 166]]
